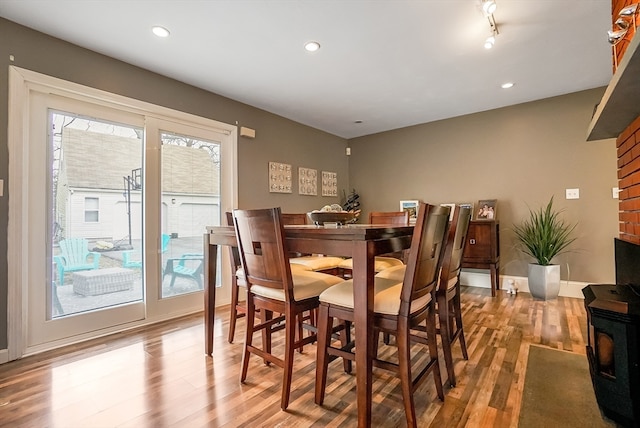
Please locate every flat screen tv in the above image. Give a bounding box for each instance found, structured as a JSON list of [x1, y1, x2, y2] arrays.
[[615, 238, 640, 288]]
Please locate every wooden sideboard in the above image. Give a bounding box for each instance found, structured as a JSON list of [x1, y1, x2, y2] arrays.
[[462, 220, 500, 296]]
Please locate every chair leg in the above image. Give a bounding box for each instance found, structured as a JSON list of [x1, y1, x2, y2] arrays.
[[228, 279, 240, 343], [263, 309, 273, 366], [297, 312, 304, 354], [341, 320, 352, 373], [427, 306, 445, 401], [438, 295, 456, 387], [281, 306, 297, 410], [397, 322, 417, 428], [314, 303, 332, 405], [453, 291, 469, 360], [240, 293, 255, 383]]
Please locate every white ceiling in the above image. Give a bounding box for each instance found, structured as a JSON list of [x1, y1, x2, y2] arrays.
[[0, 0, 613, 139]]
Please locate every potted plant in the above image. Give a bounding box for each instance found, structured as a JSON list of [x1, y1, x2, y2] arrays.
[[513, 196, 577, 300]]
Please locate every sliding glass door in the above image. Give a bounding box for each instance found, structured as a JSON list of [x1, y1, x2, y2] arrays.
[[11, 68, 236, 355]]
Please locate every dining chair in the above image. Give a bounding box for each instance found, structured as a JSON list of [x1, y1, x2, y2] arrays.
[[233, 207, 343, 410], [314, 203, 450, 428], [285, 213, 344, 276], [376, 205, 472, 363], [227, 212, 314, 343], [435, 205, 471, 387], [337, 210, 409, 278]]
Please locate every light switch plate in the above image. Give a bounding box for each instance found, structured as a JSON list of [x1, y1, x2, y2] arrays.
[[565, 188, 579, 199], [612, 187, 620, 199]]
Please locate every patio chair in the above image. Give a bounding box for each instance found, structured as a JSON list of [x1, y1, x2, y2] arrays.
[[54, 238, 101, 286], [163, 253, 204, 289], [122, 233, 170, 268]]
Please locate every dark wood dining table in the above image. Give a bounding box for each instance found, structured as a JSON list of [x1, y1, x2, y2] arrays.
[[204, 223, 414, 427]]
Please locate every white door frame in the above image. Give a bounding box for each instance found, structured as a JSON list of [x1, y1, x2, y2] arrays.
[[7, 66, 238, 360]]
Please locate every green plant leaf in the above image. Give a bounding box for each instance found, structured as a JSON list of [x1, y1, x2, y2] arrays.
[[512, 196, 577, 265]]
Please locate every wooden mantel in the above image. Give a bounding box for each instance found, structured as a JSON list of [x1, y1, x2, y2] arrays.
[[587, 32, 640, 141]]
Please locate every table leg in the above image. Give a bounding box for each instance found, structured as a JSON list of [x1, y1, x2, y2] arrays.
[[204, 233, 218, 356], [352, 243, 375, 427]]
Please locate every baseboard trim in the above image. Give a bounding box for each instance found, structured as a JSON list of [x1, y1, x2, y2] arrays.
[[460, 271, 588, 299]]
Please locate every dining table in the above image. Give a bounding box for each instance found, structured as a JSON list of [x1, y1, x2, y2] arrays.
[[204, 222, 414, 427]]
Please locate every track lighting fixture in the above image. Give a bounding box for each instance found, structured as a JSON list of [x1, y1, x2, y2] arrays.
[[480, 0, 499, 49], [607, 3, 639, 70]]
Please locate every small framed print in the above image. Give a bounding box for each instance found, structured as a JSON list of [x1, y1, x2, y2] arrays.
[[475, 199, 497, 220], [460, 203, 474, 218], [440, 203, 456, 221], [400, 200, 420, 223]]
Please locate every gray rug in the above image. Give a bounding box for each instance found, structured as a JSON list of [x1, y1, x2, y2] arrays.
[[519, 345, 616, 428]]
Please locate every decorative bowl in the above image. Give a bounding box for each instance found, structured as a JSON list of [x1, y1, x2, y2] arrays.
[[307, 211, 357, 226]]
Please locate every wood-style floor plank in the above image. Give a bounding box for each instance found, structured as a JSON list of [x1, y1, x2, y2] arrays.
[[0, 286, 590, 427]]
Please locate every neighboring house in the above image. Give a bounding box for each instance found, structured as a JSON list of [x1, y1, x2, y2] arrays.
[[56, 127, 220, 242]]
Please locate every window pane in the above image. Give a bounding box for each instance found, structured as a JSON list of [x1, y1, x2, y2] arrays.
[[51, 111, 144, 318], [160, 132, 220, 298]]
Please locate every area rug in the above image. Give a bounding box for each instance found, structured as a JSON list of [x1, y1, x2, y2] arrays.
[[518, 345, 616, 428]]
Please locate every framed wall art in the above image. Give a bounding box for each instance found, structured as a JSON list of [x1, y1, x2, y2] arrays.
[[322, 171, 338, 196], [268, 161, 292, 193], [298, 167, 317, 196]]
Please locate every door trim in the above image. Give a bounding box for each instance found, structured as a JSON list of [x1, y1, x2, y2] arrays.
[[7, 66, 238, 360]]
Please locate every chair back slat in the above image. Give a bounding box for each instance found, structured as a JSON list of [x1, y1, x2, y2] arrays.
[[369, 211, 409, 225], [438, 206, 472, 292], [225, 212, 242, 270], [281, 213, 308, 225], [400, 203, 450, 314], [233, 207, 294, 300]]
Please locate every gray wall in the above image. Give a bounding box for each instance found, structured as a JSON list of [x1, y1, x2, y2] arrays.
[[0, 17, 620, 353], [348, 88, 619, 284], [0, 18, 348, 350]]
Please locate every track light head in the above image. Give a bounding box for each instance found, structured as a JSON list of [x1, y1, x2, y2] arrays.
[[608, 29, 628, 45], [482, 0, 497, 15]]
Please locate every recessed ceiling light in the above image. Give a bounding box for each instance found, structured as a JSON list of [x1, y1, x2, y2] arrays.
[[152, 26, 170, 38], [501, 82, 514, 89], [304, 41, 321, 52]]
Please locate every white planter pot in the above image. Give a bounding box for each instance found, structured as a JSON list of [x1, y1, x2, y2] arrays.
[[528, 264, 561, 300]]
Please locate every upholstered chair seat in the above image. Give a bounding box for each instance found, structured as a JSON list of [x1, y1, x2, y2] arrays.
[[251, 270, 342, 302], [319, 277, 432, 316], [338, 256, 404, 274], [289, 255, 344, 272]]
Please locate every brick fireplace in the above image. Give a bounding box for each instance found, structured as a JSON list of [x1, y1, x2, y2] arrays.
[[583, 2, 640, 426]]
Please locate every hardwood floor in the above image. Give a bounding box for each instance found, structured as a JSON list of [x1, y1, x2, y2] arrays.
[[0, 286, 589, 427]]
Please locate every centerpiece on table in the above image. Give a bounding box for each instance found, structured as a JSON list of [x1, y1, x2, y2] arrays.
[[307, 203, 360, 226]]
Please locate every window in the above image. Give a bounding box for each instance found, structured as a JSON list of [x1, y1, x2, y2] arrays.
[[84, 197, 99, 222]]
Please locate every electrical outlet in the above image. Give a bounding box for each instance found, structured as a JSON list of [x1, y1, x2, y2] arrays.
[[565, 188, 579, 199], [613, 187, 620, 199]]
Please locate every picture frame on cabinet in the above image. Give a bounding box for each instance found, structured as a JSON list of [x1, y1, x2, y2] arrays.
[[400, 200, 420, 223], [475, 199, 497, 220], [440, 203, 456, 221]]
